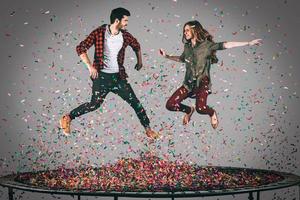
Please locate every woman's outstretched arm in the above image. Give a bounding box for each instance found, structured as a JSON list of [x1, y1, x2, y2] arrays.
[[224, 39, 262, 49], [159, 48, 184, 62]]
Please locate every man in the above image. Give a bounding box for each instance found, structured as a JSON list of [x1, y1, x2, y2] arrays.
[[60, 7, 160, 139]]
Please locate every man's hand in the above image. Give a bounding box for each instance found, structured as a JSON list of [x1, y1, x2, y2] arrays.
[[88, 65, 98, 79], [135, 63, 143, 71]]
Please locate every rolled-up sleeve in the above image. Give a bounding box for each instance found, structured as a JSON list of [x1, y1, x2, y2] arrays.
[[179, 51, 185, 62], [127, 32, 141, 52], [179, 44, 187, 62], [76, 29, 96, 56], [209, 41, 226, 51]]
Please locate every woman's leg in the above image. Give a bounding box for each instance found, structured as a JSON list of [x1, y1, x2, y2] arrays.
[[166, 85, 192, 114], [194, 76, 218, 128]]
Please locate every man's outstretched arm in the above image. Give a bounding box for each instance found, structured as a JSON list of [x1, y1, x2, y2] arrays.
[[126, 32, 143, 70], [134, 49, 143, 71]]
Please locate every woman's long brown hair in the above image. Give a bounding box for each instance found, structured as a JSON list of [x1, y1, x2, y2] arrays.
[[182, 20, 218, 64]]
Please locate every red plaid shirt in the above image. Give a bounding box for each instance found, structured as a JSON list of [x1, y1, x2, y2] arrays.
[[76, 24, 141, 79]]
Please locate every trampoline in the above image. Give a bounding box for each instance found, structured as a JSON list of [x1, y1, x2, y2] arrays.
[[1, 153, 300, 200]]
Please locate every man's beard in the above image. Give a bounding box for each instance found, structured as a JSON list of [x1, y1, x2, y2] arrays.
[[117, 23, 125, 30], [118, 23, 127, 30]]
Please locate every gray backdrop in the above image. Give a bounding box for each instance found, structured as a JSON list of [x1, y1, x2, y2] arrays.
[[0, 0, 299, 199]]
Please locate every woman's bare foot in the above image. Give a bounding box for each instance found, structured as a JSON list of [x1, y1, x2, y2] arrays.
[[183, 106, 195, 125], [211, 111, 218, 129]]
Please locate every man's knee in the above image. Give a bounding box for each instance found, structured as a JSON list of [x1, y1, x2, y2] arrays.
[[88, 100, 102, 111], [129, 100, 145, 113]]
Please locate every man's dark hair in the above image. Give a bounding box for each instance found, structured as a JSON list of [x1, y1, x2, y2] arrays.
[[110, 7, 130, 24]]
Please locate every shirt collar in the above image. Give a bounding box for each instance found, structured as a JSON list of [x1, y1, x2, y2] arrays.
[[106, 24, 120, 36], [188, 41, 202, 49]]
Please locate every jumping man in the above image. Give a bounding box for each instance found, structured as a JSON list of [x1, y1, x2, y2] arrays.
[[60, 7, 160, 139]]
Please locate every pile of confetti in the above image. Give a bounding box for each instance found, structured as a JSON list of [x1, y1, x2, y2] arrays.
[[15, 152, 284, 192]]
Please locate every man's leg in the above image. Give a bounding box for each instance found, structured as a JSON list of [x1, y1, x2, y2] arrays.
[[60, 75, 110, 135], [113, 79, 159, 139]]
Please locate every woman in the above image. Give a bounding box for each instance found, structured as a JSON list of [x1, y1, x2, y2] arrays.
[[160, 20, 261, 129]]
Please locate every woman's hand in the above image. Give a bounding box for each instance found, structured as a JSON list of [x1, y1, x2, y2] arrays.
[[249, 39, 262, 46], [159, 48, 167, 57]]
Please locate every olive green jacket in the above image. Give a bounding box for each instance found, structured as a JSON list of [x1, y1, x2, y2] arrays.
[[179, 40, 226, 92]]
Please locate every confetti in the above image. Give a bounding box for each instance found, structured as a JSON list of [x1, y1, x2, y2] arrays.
[[15, 152, 284, 191]]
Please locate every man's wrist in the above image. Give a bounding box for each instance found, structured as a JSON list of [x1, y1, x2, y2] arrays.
[[86, 63, 93, 68]]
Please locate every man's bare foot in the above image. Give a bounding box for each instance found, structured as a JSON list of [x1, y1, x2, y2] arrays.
[[183, 106, 195, 125], [211, 111, 218, 129], [145, 128, 161, 140]]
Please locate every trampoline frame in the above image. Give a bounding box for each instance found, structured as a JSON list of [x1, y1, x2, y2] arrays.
[[1, 168, 300, 200]]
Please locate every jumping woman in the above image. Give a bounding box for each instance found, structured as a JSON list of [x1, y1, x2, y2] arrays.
[[160, 20, 261, 129]]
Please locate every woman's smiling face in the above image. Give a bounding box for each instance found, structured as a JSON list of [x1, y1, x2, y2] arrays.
[[184, 25, 194, 40]]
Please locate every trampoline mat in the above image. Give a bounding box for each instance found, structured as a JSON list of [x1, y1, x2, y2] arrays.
[[13, 152, 287, 192]]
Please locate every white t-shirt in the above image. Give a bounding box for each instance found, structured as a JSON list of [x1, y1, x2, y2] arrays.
[[101, 25, 124, 73]]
